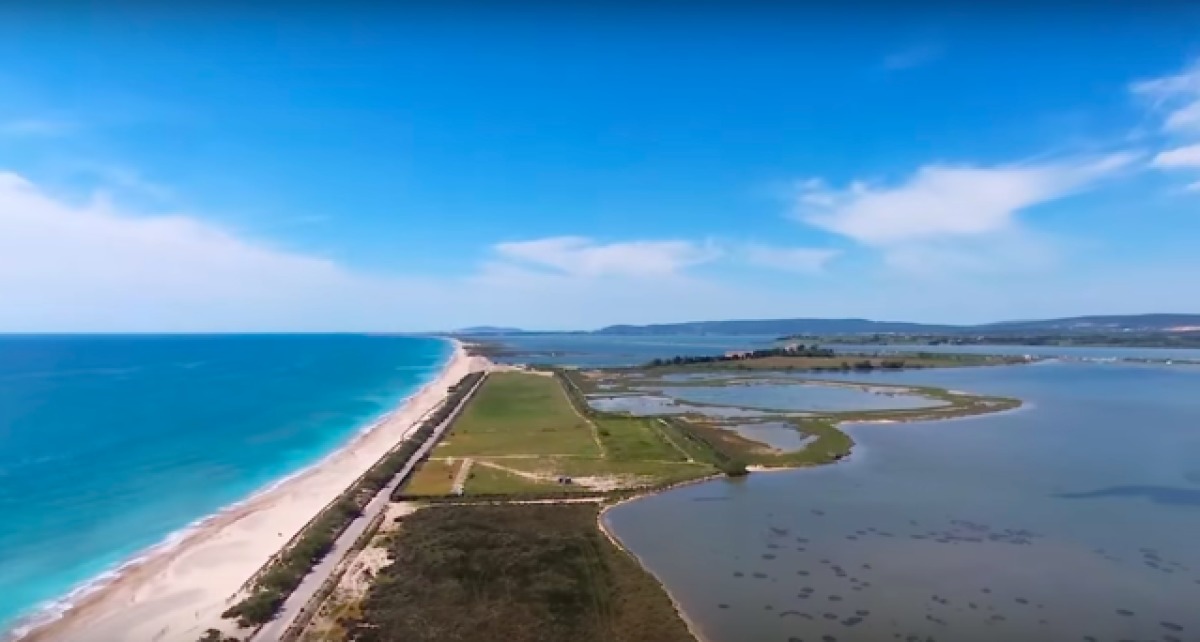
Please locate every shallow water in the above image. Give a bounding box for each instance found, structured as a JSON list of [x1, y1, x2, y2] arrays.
[[656, 383, 944, 412], [725, 422, 816, 452], [588, 394, 772, 418], [605, 362, 1200, 642]]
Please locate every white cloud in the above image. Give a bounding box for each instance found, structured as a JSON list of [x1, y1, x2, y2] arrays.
[[797, 153, 1136, 247], [0, 118, 74, 137], [742, 245, 839, 273], [1153, 143, 1200, 168], [0, 172, 777, 331], [492, 236, 720, 278], [0, 171, 449, 332], [1132, 61, 1200, 133]]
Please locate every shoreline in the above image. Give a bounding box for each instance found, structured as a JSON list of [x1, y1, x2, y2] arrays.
[[13, 338, 482, 642], [596, 473, 725, 642], [595, 388, 1027, 638]]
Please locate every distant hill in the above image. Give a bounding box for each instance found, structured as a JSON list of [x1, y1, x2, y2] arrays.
[[594, 314, 1200, 336], [453, 326, 527, 335]]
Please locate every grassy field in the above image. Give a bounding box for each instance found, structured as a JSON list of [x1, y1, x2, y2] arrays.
[[396, 371, 720, 497], [348, 504, 697, 642], [436, 372, 600, 457], [497, 456, 714, 484], [402, 459, 460, 496], [461, 461, 584, 495], [679, 417, 854, 468], [593, 415, 690, 462]]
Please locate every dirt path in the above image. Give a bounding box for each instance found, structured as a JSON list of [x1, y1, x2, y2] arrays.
[[474, 458, 548, 482], [450, 457, 473, 494], [557, 374, 607, 455]]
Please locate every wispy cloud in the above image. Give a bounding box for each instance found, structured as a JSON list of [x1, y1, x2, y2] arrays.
[[492, 236, 721, 278], [793, 153, 1136, 275], [881, 44, 942, 71], [1133, 60, 1200, 191], [742, 244, 839, 274], [0, 117, 75, 137], [796, 153, 1136, 247], [1132, 61, 1200, 133], [1152, 143, 1200, 168]]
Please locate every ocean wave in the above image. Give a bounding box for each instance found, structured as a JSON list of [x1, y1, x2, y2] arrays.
[[3, 349, 452, 641]]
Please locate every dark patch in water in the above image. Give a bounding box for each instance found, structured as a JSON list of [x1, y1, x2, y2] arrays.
[[733, 571, 744, 577], [763, 554, 777, 560], [717, 603, 729, 609], [1054, 485, 1200, 507], [823, 613, 838, 620], [1116, 609, 1134, 617], [828, 595, 843, 602], [752, 572, 769, 579], [1160, 621, 1183, 631]]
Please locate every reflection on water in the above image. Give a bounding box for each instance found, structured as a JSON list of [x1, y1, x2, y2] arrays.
[[725, 422, 815, 452], [604, 362, 1200, 642], [657, 383, 945, 412]]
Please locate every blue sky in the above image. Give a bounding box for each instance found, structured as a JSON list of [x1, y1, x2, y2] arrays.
[[2, 4, 1199, 331]]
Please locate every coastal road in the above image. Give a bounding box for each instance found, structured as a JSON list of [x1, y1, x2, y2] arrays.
[[252, 372, 488, 641]]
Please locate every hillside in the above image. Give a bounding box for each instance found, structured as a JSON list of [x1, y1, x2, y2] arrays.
[[594, 314, 1200, 336]]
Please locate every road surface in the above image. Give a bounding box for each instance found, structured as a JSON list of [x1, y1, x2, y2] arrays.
[[252, 373, 488, 641]]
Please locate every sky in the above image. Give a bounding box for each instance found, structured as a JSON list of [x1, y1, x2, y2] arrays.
[[2, 2, 1200, 331]]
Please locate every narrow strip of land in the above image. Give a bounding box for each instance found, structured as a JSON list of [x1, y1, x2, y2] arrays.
[[251, 372, 488, 641]]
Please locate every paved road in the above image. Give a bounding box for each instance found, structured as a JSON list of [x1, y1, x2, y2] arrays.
[[252, 373, 488, 641]]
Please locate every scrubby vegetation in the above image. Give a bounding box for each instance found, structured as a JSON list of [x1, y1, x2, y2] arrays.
[[644, 347, 1028, 371], [645, 343, 835, 367], [346, 504, 697, 642], [223, 372, 486, 627]]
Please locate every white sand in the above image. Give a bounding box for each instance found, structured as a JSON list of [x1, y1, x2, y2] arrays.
[[21, 340, 487, 642]]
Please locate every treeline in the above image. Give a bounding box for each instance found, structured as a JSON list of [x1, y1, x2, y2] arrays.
[[347, 503, 697, 642], [221, 371, 486, 628], [645, 344, 835, 367]]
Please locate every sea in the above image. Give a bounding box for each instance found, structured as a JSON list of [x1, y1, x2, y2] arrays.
[[484, 334, 1200, 641], [0, 334, 450, 637]]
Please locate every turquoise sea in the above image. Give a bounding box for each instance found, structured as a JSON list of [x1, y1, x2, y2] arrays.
[[0, 334, 450, 636]]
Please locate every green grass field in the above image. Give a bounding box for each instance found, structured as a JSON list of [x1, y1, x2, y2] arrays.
[[436, 372, 600, 457], [462, 462, 581, 494], [402, 459, 459, 496], [399, 371, 718, 497], [593, 415, 689, 462]]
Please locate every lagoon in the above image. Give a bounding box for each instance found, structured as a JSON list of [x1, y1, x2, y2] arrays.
[[656, 383, 945, 413], [605, 361, 1200, 642]]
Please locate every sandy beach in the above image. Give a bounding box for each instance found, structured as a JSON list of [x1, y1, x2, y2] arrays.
[[19, 339, 487, 642]]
